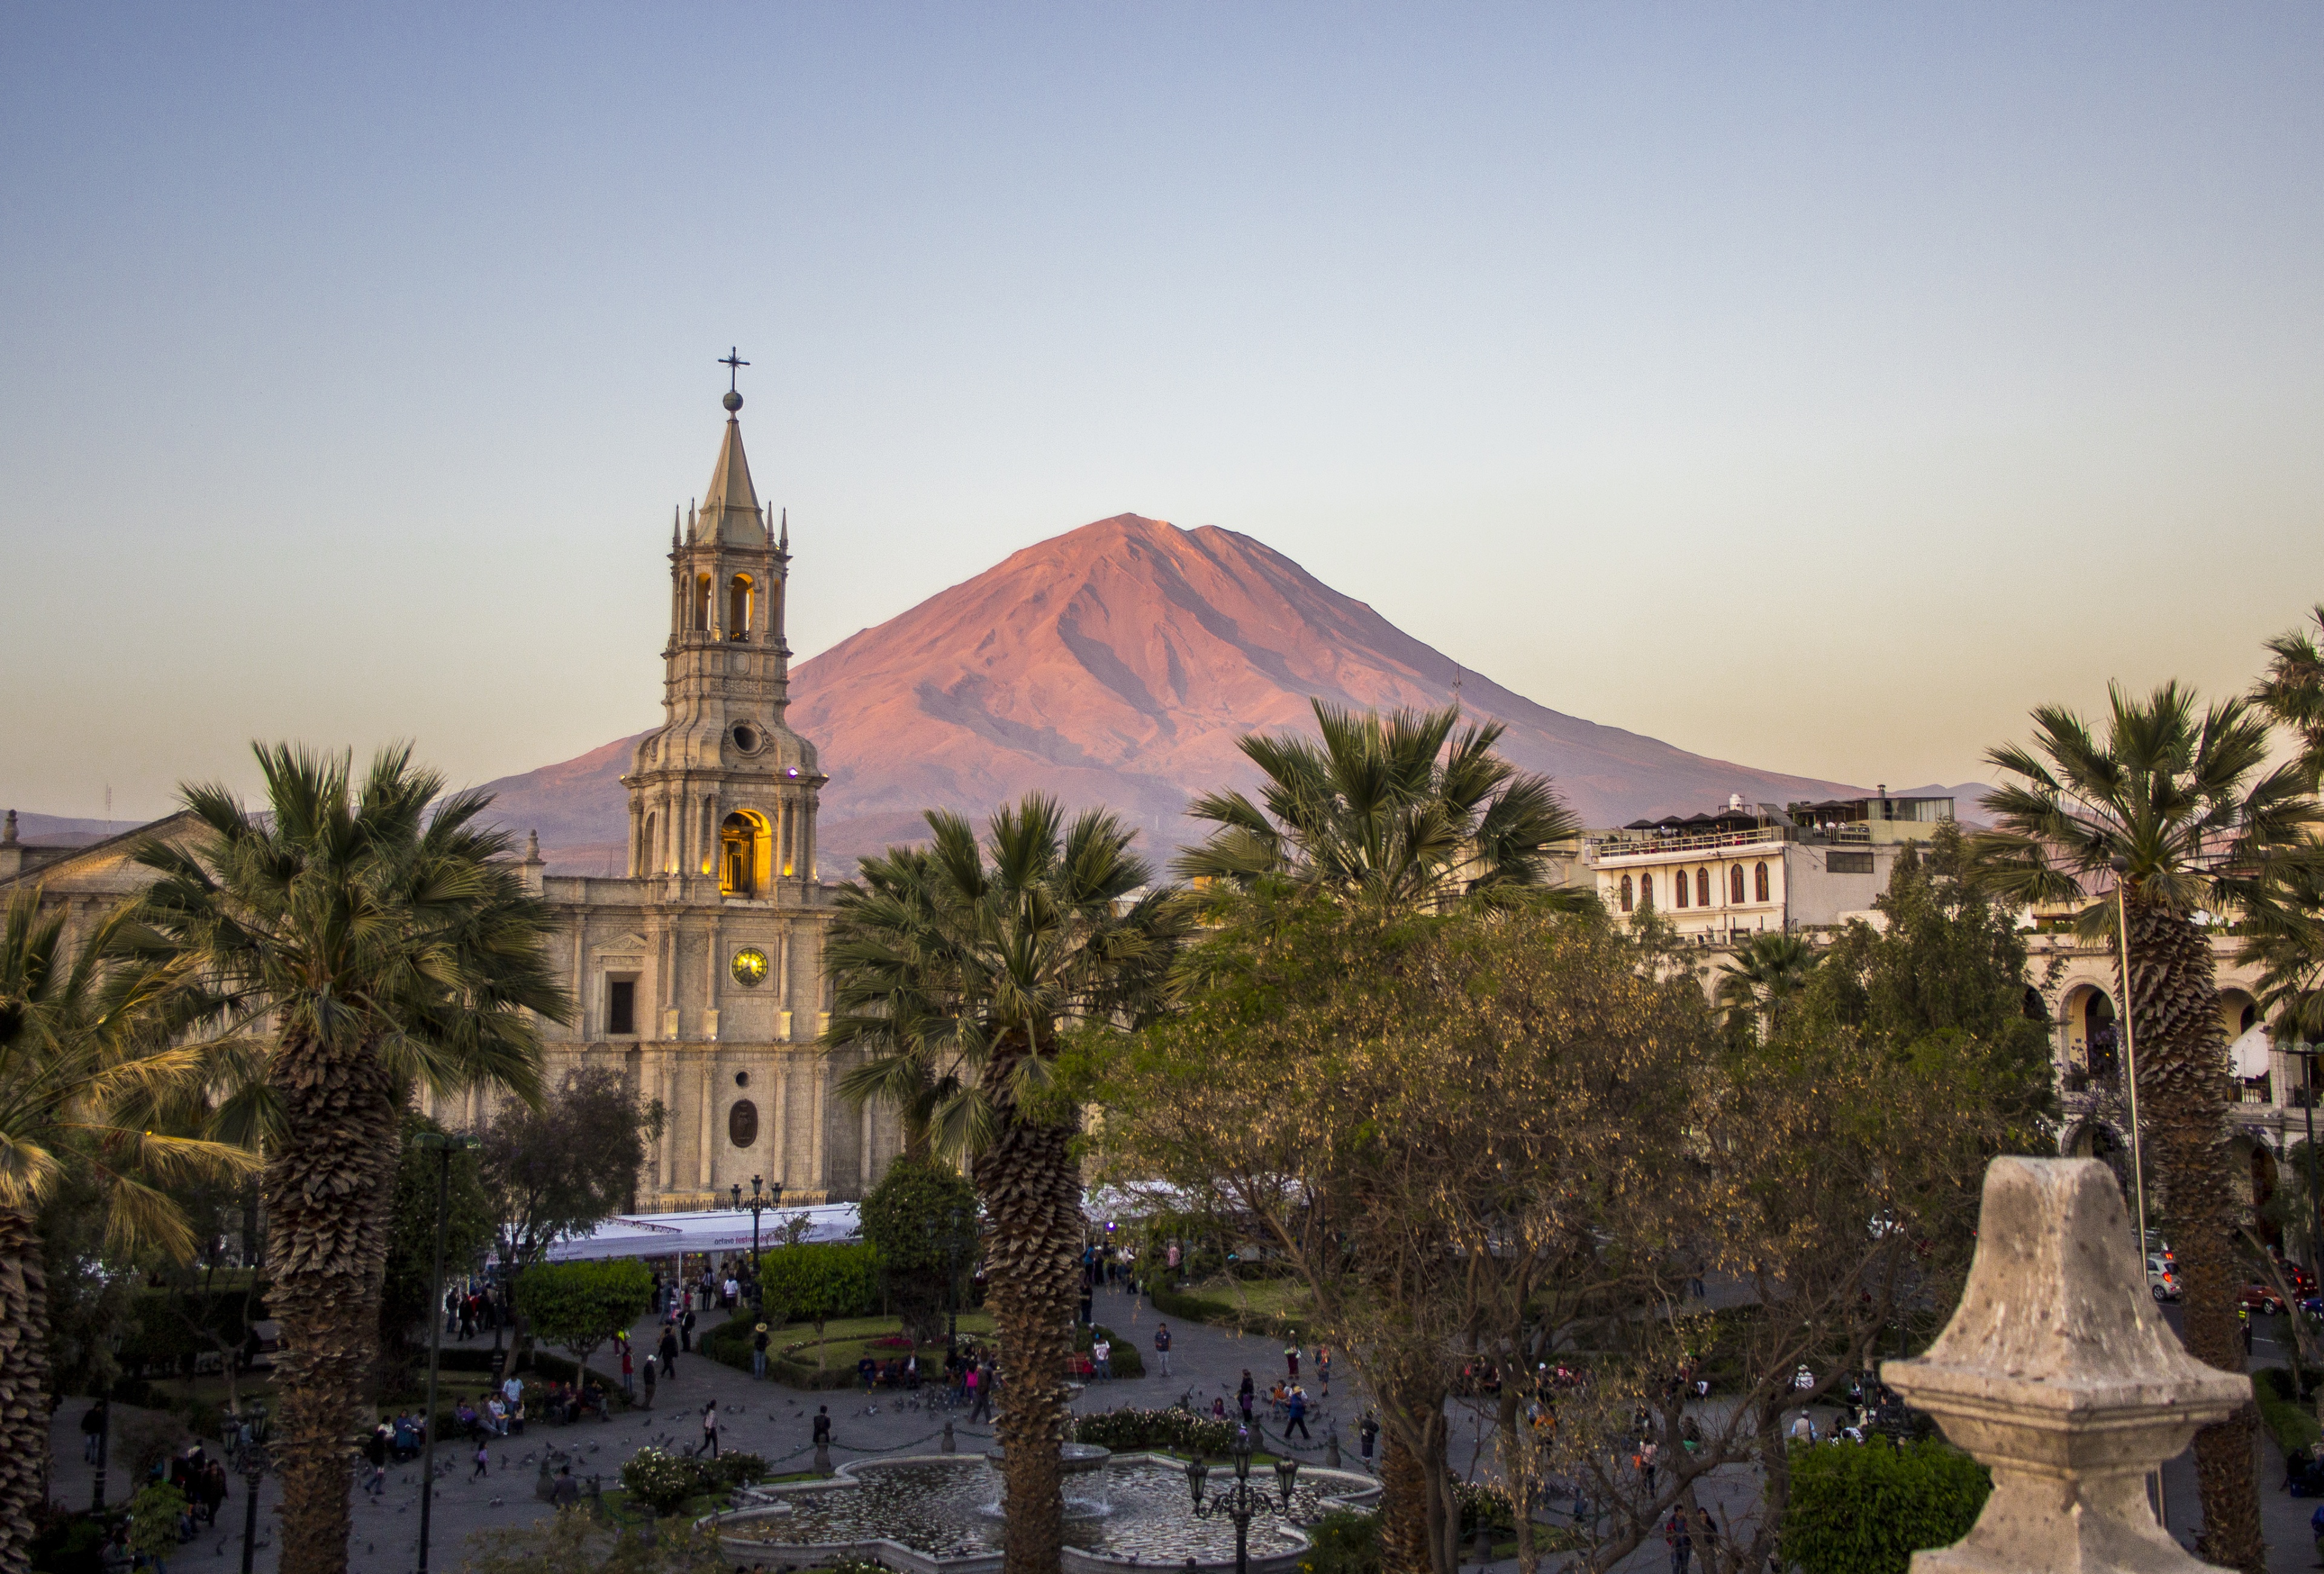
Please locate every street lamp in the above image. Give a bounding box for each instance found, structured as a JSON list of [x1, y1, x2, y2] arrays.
[[2108, 855, 2153, 1260], [730, 1175, 782, 1312], [1187, 1435, 1299, 1574], [237, 1404, 272, 1574], [414, 1130, 479, 1574]]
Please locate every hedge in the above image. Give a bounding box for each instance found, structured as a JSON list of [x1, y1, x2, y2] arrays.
[[2256, 1368, 2316, 1455], [1072, 1406, 1241, 1455], [1779, 1438, 1991, 1574], [1078, 1323, 1146, 1378], [1149, 1283, 1296, 1338]]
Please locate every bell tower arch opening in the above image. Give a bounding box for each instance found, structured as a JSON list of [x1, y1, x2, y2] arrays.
[[720, 810, 771, 897], [728, 574, 753, 640]]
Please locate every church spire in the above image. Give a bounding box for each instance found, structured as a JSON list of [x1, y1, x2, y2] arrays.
[[697, 350, 762, 545]]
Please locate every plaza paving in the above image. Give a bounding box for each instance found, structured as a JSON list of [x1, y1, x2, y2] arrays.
[[41, 1286, 2320, 1573]]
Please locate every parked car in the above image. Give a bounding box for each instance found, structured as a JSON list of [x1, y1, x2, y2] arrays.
[[2239, 1283, 2286, 1316], [2148, 1256, 2182, 1303]]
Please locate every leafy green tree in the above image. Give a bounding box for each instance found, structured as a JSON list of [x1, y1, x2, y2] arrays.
[[824, 795, 1184, 1574], [117, 743, 570, 1574], [754, 1242, 882, 1365], [382, 1108, 492, 1387], [1175, 700, 1579, 908], [1969, 682, 2323, 1572], [1781, 1440, 1991, 1574], [1163, 703, 1583, 1574], [476, 1064, 663, 1349], [1104, 894, 1713, 1574], [856, 1157, 977, 1346], [514, 1259, 653, 1379], [0, 888, 253, 1567], [127, 1481, 192, 1564]]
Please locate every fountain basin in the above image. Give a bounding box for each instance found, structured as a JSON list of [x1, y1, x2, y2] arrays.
[[712, 1453, 1380, 1574]]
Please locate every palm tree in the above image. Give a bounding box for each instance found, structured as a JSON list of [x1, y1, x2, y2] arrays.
[[2257, 602, 2324, 786], [0, 890, 255, 1569], [1175, 700, 1579, 907], [117, 745, 569, 1574], [826, 797, 1183, 1574], [1968, 682, 2323, 1573], [1716, 932, 1823, 1036]]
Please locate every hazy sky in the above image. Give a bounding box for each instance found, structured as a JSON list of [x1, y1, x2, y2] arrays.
[[4, 4, 2319, 823]]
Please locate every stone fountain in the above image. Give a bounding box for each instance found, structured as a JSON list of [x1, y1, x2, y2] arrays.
[[711, 1437, 1379, 1574]]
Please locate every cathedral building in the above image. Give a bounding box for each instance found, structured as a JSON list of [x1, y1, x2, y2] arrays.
[[2, 383, 901, 1207]]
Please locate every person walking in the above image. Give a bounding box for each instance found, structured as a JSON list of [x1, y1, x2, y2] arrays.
[[80, 1402, 104, 1464], [753, 1323, 770, 1380], [1153, 1322, 1172, 1378], [363, 1427, 389, 1499], [1238, 1371, 1255, 1423], [1664, 1509, 1693, 1574], [702, 1400, 721, 1460], [471, 1440, 491, 1481], [970, 1360, 994, 1423], [619, 1335, 635, 1398], [1359, 1411, 1378, 1471], [681, 1303, 697, 1352], [812, 1405, 832, 1450], [659, 1324, 681, 1380], [1284, 1385, 1310, 1441], [1284, 1336, 1299, 1382], [1092, 1335, 1112, 1380], [641, 1352, 657, 1409], [1317, 1346, 1331, 1398]]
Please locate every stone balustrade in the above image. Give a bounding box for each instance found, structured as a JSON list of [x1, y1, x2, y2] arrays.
[[1883, 1156, 2250, 1573]]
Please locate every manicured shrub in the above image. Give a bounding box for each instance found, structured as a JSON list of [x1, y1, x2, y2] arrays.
[[1301, 1509, 1380, 1574], [1071, 1406, 1239, 1456], [1780, 1438, 1991, 1574]]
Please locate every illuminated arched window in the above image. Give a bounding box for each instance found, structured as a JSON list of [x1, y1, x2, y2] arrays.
[[728, 574, 753, 641], [1640, 874, 1653, 907], [1619, 875, 1633, 913], [1754, 861, 1770, 903], [1696, 868, 1710, 907], [720, 812, 763, 897], [692, 574, 712, 631], [1674, 869, 1688, 908], [1729, 866, 1745, 904]]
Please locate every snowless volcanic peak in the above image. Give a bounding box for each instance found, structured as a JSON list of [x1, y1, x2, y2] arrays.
[[482, 513, 1862, 874]]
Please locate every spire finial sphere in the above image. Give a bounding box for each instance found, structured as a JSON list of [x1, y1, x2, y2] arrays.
[[718, 346, 749, 412]]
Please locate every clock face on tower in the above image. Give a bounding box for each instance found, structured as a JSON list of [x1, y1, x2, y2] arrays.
[[731, 947, 770, 987]]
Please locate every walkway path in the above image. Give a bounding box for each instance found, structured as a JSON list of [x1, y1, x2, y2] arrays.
[[38, 1289, 2323, 1573]]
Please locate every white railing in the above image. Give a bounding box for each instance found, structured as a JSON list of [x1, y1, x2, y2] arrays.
[[1586, 826, 1789, 860]]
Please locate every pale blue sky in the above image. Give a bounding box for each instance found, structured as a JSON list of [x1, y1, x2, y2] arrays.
[[4, 4, 2319, 820]]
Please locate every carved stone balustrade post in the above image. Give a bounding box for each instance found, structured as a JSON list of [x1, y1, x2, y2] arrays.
[[1882, 1156, 2250, 1573]]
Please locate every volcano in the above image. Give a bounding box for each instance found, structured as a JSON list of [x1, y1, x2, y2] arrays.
[[481, 514, 1863, 875]]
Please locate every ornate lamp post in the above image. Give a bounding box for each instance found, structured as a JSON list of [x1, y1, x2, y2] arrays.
[[414, 1130, 479, 1574], [236, 1404, 272, 1574], [1188, 1435, 1299, 1574], [730, 1174, 782, 1311]]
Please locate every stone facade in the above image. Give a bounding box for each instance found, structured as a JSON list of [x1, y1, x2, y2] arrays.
[[1, 392, 900, 1207]]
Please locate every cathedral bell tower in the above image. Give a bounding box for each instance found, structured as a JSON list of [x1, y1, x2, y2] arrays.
[[621, 364, 824, 894]]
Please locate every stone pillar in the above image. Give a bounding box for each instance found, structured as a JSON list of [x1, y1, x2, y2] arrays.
[[1882, 1156, 2250, 1574], [697, 1065, 714, 1191]]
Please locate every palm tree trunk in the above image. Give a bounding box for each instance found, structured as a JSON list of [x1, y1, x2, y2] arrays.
[[973, 1049, 1081, 1574], [266, 1028, 402, 1574], [2126, 898, 2263, 1572], [0, 1207, 48, 1574], [1377, 1430, 1432, 1574]]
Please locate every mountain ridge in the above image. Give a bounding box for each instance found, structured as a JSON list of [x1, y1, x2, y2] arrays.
[[473, 514, 1879, 875]]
